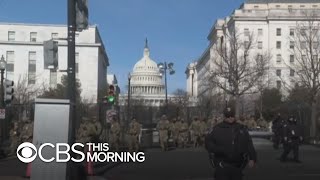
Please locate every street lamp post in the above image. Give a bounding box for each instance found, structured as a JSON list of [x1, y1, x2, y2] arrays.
[[158, 62, 175, 114], [0, 55, 6, 144], [128, 73, 131, 122]]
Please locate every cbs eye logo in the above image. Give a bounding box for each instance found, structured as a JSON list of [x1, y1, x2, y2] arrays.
[[16, 142, 37, 163]]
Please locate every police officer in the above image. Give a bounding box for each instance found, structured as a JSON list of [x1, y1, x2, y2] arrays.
[[272, 113, 283, 149], [280, 115, 303, 163], [205, 107, 257, 180]]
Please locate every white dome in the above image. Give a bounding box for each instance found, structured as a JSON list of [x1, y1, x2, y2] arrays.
[[133, 47, 159, 73], [129, 39, 165, 96]]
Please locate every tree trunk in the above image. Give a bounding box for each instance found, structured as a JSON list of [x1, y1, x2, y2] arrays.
[[235, 95, 241, 119], [310, 100, 317, 138]]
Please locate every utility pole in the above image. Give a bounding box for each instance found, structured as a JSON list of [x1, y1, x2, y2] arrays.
[[67, 0, 76, 144]]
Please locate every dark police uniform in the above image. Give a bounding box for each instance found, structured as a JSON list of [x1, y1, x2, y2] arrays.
[[205, 108, 257, 180], [280, 116, 303, 163], [272, 114, 286, 149]]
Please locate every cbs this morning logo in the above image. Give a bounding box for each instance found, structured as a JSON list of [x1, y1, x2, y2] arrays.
[[17, 142, 145, 163]]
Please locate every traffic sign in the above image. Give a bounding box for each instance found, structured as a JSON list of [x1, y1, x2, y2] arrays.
[[106, 109, 117, 123], [0, 109, 5, 119]]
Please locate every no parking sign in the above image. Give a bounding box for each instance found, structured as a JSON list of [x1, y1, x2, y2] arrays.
[[0, 109, 5, 119]]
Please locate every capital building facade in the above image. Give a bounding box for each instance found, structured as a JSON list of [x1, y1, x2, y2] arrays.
[[119, 39, 174, 107]]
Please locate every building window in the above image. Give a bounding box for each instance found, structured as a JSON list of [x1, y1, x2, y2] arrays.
[[313, 41, 318, 49], [244, 28, 250, 36], [28, 52, 37, 84], [290, 41, 294, 49], [244, 41, 249, 48], [276, 54, 282, 63], [290, 69, 295, 76], [75, 52, 79, 73], [75, 33, 79, 38], [290, 55, 295, 63], [277, 81, 281, 89], [276, 28, 281, 36], [301, 41, 307, 49], [290, 29, 294, 36], [313, 5, 318, 8], [258, 41, 263, 49], [8, 31, 15, 41], [302, 55, 307, 61], [313, 55, 318, 61], [257, 54, 263, 60], [300, 5, 305, 8], [254, 6, 259, 8], [276, 41, 281, 49], [276, 69, 281, 76], [30, 32, 37, 42], [6, 51, 14, 80], [301, 28, 306, 36], [258, 29, 263, 36], [51, 33, 59, 39]]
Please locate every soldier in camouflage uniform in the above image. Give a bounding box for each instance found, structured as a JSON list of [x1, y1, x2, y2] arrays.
[[110, 117, 121, 151], [9, 121, 20, 156], [207, 117, 217, 130], [76, 117, 91, 145], [128, 117, 141, 152], [20, 118, 33, 143], [178, 118, 189, 148], [156, 115, 170, 151], [189, 117, 201, 148], [247, 117, 257, 130], [171, 118, 181, 147], [257, 118, 268, 130], [89, 116, 102, 143], [198, 118, 207, 147]]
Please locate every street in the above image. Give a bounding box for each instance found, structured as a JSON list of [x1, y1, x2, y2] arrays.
[[0, 138, 319, 180], [103, 138, 320, 180]]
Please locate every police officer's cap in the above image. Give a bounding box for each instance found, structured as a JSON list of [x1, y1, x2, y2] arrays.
[[224, 107, 235, 118]]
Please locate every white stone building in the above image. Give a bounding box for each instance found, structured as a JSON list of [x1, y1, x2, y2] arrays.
[[187, 0, 320, 99], [0, 23, 109, 103]]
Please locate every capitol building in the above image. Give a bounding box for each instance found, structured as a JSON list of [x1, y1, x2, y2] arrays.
[[119, 39, 174, 107]]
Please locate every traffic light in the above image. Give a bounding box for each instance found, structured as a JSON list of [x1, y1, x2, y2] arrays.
[[4, 79, 14, 104], [106, 85, 115, 104], [76, 0, 89, 32], [43, 39, 58, 69]]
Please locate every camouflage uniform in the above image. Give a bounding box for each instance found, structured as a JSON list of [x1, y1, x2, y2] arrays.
[[189, 117, 201, 148], [128, 118, 141, 152], [198, 118, 207, 146], [76, 119, 91, 144], [207, 117, 217, 130], [9, 122, 20, 156], [248, 117, 257, 130], [20, 120, 33, 143], [171, 118, 181, 147], [178, 119, 189, 148], [156, 115, 170, 151], [110, 118, 121, 151], [89, 117, 102, 143]]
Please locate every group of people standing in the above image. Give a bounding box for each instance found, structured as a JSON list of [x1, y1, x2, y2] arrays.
[[272, 113, 303, 163]]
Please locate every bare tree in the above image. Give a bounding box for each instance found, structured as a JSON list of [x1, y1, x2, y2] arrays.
[[208, 28, 270, 118], [11, 74, 43, 120], [287, 11, 320, 137]]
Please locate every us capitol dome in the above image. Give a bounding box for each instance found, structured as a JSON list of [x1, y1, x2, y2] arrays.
[[119, 39, 169, 107]]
